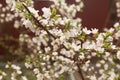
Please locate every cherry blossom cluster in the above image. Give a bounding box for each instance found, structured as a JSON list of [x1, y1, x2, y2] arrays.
[[0, 2, 13, 23], [0, 0, 33, 28], [1, 0, 120, 80], [0, 63, 28, 80]]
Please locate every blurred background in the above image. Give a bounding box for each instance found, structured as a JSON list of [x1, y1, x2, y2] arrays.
[[0, 0, 119, 62]]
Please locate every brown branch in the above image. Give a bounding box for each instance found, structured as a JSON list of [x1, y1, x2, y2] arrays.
[[77, 64, 85, 80], [22, 3, 56, 39]]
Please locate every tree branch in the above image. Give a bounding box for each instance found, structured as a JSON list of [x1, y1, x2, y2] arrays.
[[77, 64, 85, 80], [22, 3, 56, 39]]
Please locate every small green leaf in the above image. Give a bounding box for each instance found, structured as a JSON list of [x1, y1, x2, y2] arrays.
[[64, 21, 72, 32], [15, 2, 24, 10], [103, 70, 109, 75], [52, 8, 57, 15], [66, 21, 71, 28], [0, 70, 2, 74], [51, 8, 57, 18], [103, 42, 111, 49], [79, 49, 87, 53], [53, 15, 59, 20], [77, 32, 85, 41], [106, 32, 111, 37], [25, 57, 31, 62], [58, 75, 65, 80]]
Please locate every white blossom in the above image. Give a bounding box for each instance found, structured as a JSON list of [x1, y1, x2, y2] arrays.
[[22, 76, 28, 80], [117, 51, 120, 60], [91, 28, 98, 34], [42, 7, 51, 18], [25, 62, 33, 69], [83, 27, 91, 34]]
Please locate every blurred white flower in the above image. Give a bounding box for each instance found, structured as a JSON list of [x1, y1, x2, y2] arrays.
[[25, 63, 33, 69], [40, 19, 48, 26], [42, 7, 51, 18], [114, 22, 119, 28], [0, 76, 3, 80], [14, 20, 20, 29], [23, 19, 33, 29], [114, 30, 120, 39], [6, 0, 15, 11], [22, 76, 28, 80], [117, 51, 120, 60]]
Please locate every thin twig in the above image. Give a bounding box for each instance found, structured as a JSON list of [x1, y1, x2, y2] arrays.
[[22, 3, 56, 39], [77, 64, 85, 80]]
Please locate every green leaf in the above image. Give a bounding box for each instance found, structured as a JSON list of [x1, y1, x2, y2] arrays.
[[79, 49, 87, 53], [66, 21, 71, 28], [0, 70, 2, 74], [57, 75, 65, 80], [25, 57, 31, 62], [64, 21, 72, 32], [15, 2, 24, 10], [77, 35, 84, 40], [52, 8, 57, 15], [53, 15, 59, 20], [103, 70, 109, 75], [106, 32, 111, 37], [103, 42, 111, 49], [51, 8, 57, 18], [77, 32, 85, 41]]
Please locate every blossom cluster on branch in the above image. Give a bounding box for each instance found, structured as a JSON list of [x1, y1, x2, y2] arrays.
[[0, 0, 120, 80]]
